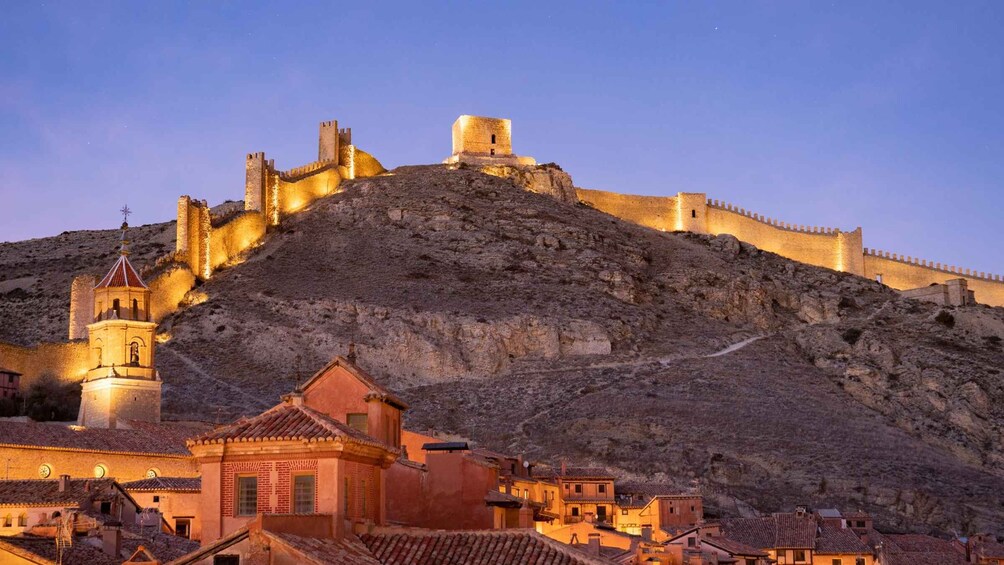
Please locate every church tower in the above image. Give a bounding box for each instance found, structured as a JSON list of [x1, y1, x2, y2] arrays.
[[77, 212, 162, 428]]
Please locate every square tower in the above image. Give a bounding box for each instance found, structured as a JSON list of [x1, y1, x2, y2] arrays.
[[445, 115, 535, 166]]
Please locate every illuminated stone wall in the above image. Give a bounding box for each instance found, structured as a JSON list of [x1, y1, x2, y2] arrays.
[[864, 250, 1004, 306], [67, 274, 96, 340], [147, 264, 197, 322], [0, 445, 196, 481], [576, 188, 677, 231], [208, 211, 267, 271], [452, 115, 513, 156], [0, 340, 90, 388]]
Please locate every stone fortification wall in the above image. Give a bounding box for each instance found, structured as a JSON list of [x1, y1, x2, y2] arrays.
[[705, 200, 865, 275], [863, 249, 1004, 306], [353, 147, 385, 178], [147, 263, 197, 322], [0, 340, 89, 387], [576, 188, 677, 231], [67, 274, 96, 340], [209, 211, 267, 272]]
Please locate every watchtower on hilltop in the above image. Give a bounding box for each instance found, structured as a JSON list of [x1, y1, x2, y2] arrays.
[[444, 115, 536, 166]]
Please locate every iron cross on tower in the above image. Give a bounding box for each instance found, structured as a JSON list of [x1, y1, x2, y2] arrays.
[[119, 204, 132, 254]]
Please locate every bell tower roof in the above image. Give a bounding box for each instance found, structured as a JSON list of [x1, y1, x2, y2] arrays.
[[95, 205, 148, 289]]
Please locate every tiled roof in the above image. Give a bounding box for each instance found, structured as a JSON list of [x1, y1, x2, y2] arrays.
[[883, 552, 968, 565], [120, 476, 201, 492], [814, 524, 870, 554], [865, 531, 967, 565], [719, 517, 777, 550], [0, 535, 121, 565], [95, 254, 148, 289], [971, 536, 1004, 559], [0, 478, 118, 506], [264, 530, 381, 565], [360, 529, 617, 564], [773, 513, 816, 548], [0, 420, 192, 456], [882, 533, 959, 553], [702, 536, 769, 557], [0, 367, 21, 376], [187, 400, 385, 448], [560, 467, 615, 479]]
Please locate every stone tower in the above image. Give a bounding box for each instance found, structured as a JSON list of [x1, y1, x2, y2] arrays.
[[77, 218, 161, 429], [444, 115, 536, 166]]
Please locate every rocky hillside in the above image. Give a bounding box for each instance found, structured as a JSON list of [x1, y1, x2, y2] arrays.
[[2, 165, 1003, 536]]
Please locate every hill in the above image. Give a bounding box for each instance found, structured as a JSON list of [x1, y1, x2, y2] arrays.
[[2, 164, 1003, 535]]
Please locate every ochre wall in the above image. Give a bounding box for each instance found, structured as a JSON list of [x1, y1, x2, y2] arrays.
[[0, 340, 89, 388], [147, 264, 197, 322], [452, 115, 512, 156], [864, 252, 1004, 306], [128, 490, 202, 540], [705, 204, 864, 275], [576, 188, 676, 231], [0, 445, 196, 481], [209, 212, 266, 271], [276, 167, 341, 216], [353, 148, 386, 178]]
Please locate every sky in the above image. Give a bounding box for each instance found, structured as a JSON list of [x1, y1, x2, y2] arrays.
[[1, 1, 1002, 274]]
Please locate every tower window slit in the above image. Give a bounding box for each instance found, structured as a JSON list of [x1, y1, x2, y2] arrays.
[[691, 209, 697, 218], [113, 299, 120, 319], [132, 298, 138, 320]]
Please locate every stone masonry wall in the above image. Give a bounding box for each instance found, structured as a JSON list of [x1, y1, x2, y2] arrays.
[[863, 250, 1004, 306], [68, 274, 96, 340], [0, 340, 90, 388]]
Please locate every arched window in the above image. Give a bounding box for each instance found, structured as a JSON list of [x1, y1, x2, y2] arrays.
[[112, 299, 120, 319], [3, 514, 11, 528], [132, 298, 139, 320], [129, 342, 140, 366], [691, 209, 697, 218], [17, 514, 26, 527]]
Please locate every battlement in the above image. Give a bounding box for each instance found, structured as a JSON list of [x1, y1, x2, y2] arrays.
[[864, 248, 1004, 282], [707, 199, 846, 235], [247, 152, 266, 161], [278, 160, 335, 181]]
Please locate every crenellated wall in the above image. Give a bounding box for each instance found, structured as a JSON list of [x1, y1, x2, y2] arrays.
[[577, 187, 1004, 305], [863, 249, 1004, 307]]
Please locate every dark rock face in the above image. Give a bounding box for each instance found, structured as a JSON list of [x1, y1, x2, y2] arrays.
[[3, 164, 1003, 535]]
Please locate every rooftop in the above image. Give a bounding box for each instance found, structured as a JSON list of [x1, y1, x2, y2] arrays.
[[0, 419, 194, 456], [0, 477, 117, 506], [95, 254, 147, 289], [360, 529, 615, 565], [120, 476, 201, 492]]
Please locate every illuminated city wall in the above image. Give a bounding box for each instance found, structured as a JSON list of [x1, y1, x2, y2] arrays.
[[863, 250, 1004, 306], [0, 340, 89, 388]]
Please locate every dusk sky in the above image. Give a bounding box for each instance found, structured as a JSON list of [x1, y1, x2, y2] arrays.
[[1, 1, 1002, 275]]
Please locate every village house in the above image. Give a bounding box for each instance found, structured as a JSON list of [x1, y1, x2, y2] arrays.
[[121, 476, 202, 541], [967, 533, 1004, 565], [0, 367, 20, 401], [719, 508, 874, 565]]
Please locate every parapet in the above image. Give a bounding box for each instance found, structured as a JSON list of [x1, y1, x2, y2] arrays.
[[864, 248, 1004, 282]]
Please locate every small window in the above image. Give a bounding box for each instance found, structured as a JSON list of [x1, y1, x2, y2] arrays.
[[574, 484, 582, 494], [346, 413, 367, 433], [855, 559, 865, 565], [621, 509, 627, 515], [237, 476, 257, 516], [361, 479, 367, 516], [175, 518, 191, 539], [17, 514, 26, 527], [670, 507, 675, 514], [687, 537, 696, 547], [691, 505, 695, 512], [691, 209, 697, 218], [132, 298, 139, 320], [857, 520, 865, 528], [213, 556, 240, 565], [153, 495, 160, 503], [293, 474, 315, 514], [7, 375, 13, 384], [832, 559, 842, 565], [491, 134, 496, 144], [3, 515, 11, 528], [130, 342, 140, 366], [563, 483, 569, 491], [490, 148, 495, 156], [571, 507, 579, 517], [344, 477, 350, 513], [113, 299, 120, 319], [794, 549, 806, 561], [100, 501, 112, 514], [38, 464, 52, 478], [94, 464, 107, 478], [97, 302, 103, 321], [598, 484, 606, 494]]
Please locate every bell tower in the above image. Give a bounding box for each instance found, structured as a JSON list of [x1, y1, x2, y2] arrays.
[[77, 207, 162, 429]]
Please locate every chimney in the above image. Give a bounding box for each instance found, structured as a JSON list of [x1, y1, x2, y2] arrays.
[[587, 533, 601, 556], [102, 521, 123, 558], [560, 460, 566, 476], [641, 525, 653, 542], [347, 342, 357, 362], [58, 475, 70, 492], [795, 505, 807, 517]]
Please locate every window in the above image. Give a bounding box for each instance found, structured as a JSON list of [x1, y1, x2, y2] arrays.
[[670, 507, 675, 514], [7, 375, 13, 384], [491, 134, 496, 144], [97, 302, 103, 321], [687, 537, 696, 547], [855, 559, 865, 565], [793, 549, 806, 561], [563, 483, 569, 491], [237, 476, 257, 516], [113, 299, 120, 319], [347, 413, 367, 433], [175, 518, 191, 539], [691, 209, 697, 218], [100, 501, 112, 514], [17, 514, 26, 527], [132, 298, 139, 320], [293, 474, 315, 514], [490, 148, 495, 156], [344, 477, 350, 513], [691, 505, 695, 512], [94, 464, 107, 478], [621, 509, 628, 515], [38, 464, 52, 478], [129, 342, 140, 365], [876, 274, 883, 284], [3, 515, 11, 527], [832, 559, 842, 565], [598, 484, 606, 494], [574, 484, 582, 494], [571, 507, 579, 517], [213, 556, 240, 565], [746, 560, 757, 565], [857, 520, 865, 528], [146, 468, 160, 479], [153, 496, 160, 503]]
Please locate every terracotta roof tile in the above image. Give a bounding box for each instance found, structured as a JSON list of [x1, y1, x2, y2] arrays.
[[361, 529, 617, 564], [95, 254, 148, 289], [265, 530, 381, 565], [187, 401, 385, 448], [0, 535, 121, 565], [0, 420, 191, 455], [0, 478, 117, 506], [702, 536, 769, 557], [120, 476, 201, 492], [772, 513, 816, 549], [720, 517, 777, 550], [814, 524, 870, 554]]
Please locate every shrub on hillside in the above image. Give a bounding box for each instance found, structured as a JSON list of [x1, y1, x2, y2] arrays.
[[24, 373, 80, 422]]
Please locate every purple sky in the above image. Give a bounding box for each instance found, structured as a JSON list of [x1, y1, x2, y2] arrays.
[[1, 2, 1002, 275]]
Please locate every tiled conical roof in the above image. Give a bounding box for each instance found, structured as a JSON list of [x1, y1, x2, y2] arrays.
[[95, 254, 148, 289]]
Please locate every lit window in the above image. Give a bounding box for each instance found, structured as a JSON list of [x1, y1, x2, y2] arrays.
[[17, 514, 26, 527], [146, 468, 160, 479], [237, 476, 257, 516], [38, 464, 52, 478], [293, 474, 315, 514], [94, 464, 107, 478], [347, 413, 367, 433], [2, 515, 11, 528]]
